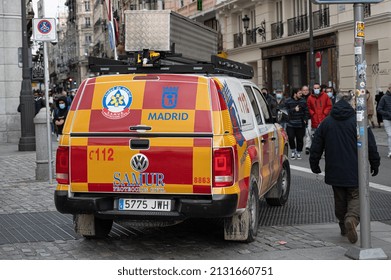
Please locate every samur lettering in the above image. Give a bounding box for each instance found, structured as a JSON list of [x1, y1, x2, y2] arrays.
[[113, 172, 165, 192]]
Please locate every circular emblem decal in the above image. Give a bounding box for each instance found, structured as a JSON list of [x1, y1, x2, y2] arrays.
[[130, 154, 149, 172], [102, 86, 132, 119]]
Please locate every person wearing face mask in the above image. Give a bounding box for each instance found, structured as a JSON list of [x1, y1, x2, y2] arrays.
[[307, 82, 332, 141], [326, 87, 336, 106], [301, 85, 312, 154], [284, 88, 309, 160], [54, 96, 69, 141]]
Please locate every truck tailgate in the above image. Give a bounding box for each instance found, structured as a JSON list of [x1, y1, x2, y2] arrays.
[[69, 136, 213, 195]]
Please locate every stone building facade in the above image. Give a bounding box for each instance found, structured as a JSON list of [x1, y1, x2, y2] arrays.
[[0, 2, 23, 143]]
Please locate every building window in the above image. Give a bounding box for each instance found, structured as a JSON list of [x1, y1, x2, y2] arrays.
[[85, 1, 90, 11], [85, 34, 92, 45], [85, 17, 91, 27], [276, 1, 283, 22]]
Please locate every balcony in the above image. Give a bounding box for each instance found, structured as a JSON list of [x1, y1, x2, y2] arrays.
[[313, 8, 329, 30], [271, 21, 284, 40], [287, 14, 308, 36]]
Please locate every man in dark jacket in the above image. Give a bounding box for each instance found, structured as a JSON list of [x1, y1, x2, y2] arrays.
[[309, 94, 380, 244]]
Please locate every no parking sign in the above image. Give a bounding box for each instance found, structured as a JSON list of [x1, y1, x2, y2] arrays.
[[32, 18, 57, 41]]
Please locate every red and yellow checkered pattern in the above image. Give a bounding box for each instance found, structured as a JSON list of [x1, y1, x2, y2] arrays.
[[63, 74, 217, 195]]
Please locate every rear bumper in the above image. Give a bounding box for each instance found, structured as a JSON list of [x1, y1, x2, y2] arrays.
[[54, 190, 238, 220]]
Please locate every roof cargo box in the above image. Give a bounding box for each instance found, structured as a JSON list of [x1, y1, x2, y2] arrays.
[[124, 10, 218, 62]]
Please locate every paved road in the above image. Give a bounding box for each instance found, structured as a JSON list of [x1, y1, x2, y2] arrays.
[[0, 127, 390, 260]]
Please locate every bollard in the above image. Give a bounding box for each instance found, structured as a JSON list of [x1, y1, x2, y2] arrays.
[[34, 108, 53, 180]]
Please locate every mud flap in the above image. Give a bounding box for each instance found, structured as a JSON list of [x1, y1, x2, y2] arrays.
[[264, 182, 281, 199], [74, 214, 95, 236], [223, 210, 250, 241]]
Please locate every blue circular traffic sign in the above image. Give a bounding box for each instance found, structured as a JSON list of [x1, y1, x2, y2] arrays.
[[37, 20, 52, 34]]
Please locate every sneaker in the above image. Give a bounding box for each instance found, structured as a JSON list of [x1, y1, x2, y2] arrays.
[[296, 153, 302, 160], [290, 152, 296, 160], [345, 217, 358, 244], [56, 136, 60, 142], [305, 147, 310, 155], [388, 153, 391, 159]]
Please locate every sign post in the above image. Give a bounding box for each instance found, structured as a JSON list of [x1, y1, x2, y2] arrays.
[[33, 17, 57, 184], [311, 0, 387, 260]]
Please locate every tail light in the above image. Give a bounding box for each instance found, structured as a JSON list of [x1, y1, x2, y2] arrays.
[[56, 146, 69, 184], [213, 147, 234, 187]]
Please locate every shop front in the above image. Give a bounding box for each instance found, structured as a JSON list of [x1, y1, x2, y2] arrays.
[[261, 33, 337, 95]]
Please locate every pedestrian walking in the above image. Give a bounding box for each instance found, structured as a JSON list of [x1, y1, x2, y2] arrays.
[[375, 90, 384, 128], [309, 93, 380, 243], [301, 85, 312, 154], [284, 88, 309, 160], [307, 82, 332, 153], [53, 96, 69, 141], [33, 90, 45, 116], [377, 84, 391, 158]]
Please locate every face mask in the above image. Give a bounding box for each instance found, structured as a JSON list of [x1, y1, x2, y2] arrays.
[[327, 92, 333, 98], [276, 93, 283, 100], [314, 89, 320, 95], [59, 103, 66, 109]]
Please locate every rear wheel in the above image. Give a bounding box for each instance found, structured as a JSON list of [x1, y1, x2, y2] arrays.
[[224, 175, 260, 243], [265, 159, 290, 206], [245, 181, 260, 242]]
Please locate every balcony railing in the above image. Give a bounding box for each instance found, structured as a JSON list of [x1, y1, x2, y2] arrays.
[[271, 21, 284, 40], [245, 29, 258, 45], [313, 8, 329, 30], [233, 32, 243, 48], [287, 14, 308, 36]]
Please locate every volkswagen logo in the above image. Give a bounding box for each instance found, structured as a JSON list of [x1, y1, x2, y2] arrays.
[[130, 153, 149, 172]]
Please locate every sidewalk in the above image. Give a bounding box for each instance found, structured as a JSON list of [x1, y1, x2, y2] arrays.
[[0, 131, 390, 260]]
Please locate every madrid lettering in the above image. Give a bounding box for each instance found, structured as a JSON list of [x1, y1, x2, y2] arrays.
[[148, 112, 188, 120]]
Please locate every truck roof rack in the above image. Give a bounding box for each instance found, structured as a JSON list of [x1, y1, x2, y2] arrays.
[[88, 50, 254, 79]]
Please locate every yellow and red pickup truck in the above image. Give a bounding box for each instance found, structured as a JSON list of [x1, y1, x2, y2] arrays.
[[55, 58, 290, 242]]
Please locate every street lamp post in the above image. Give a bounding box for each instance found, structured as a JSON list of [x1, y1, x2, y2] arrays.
[[19, 0, 36, 151]]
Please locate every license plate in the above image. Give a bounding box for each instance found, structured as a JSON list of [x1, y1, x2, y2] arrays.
[[118, 198, 171, 211]]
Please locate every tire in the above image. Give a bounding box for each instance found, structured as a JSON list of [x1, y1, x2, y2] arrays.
[[265, 159, 291, 206], [245, 178, 260, 243], [223, 175, 260, 242]]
